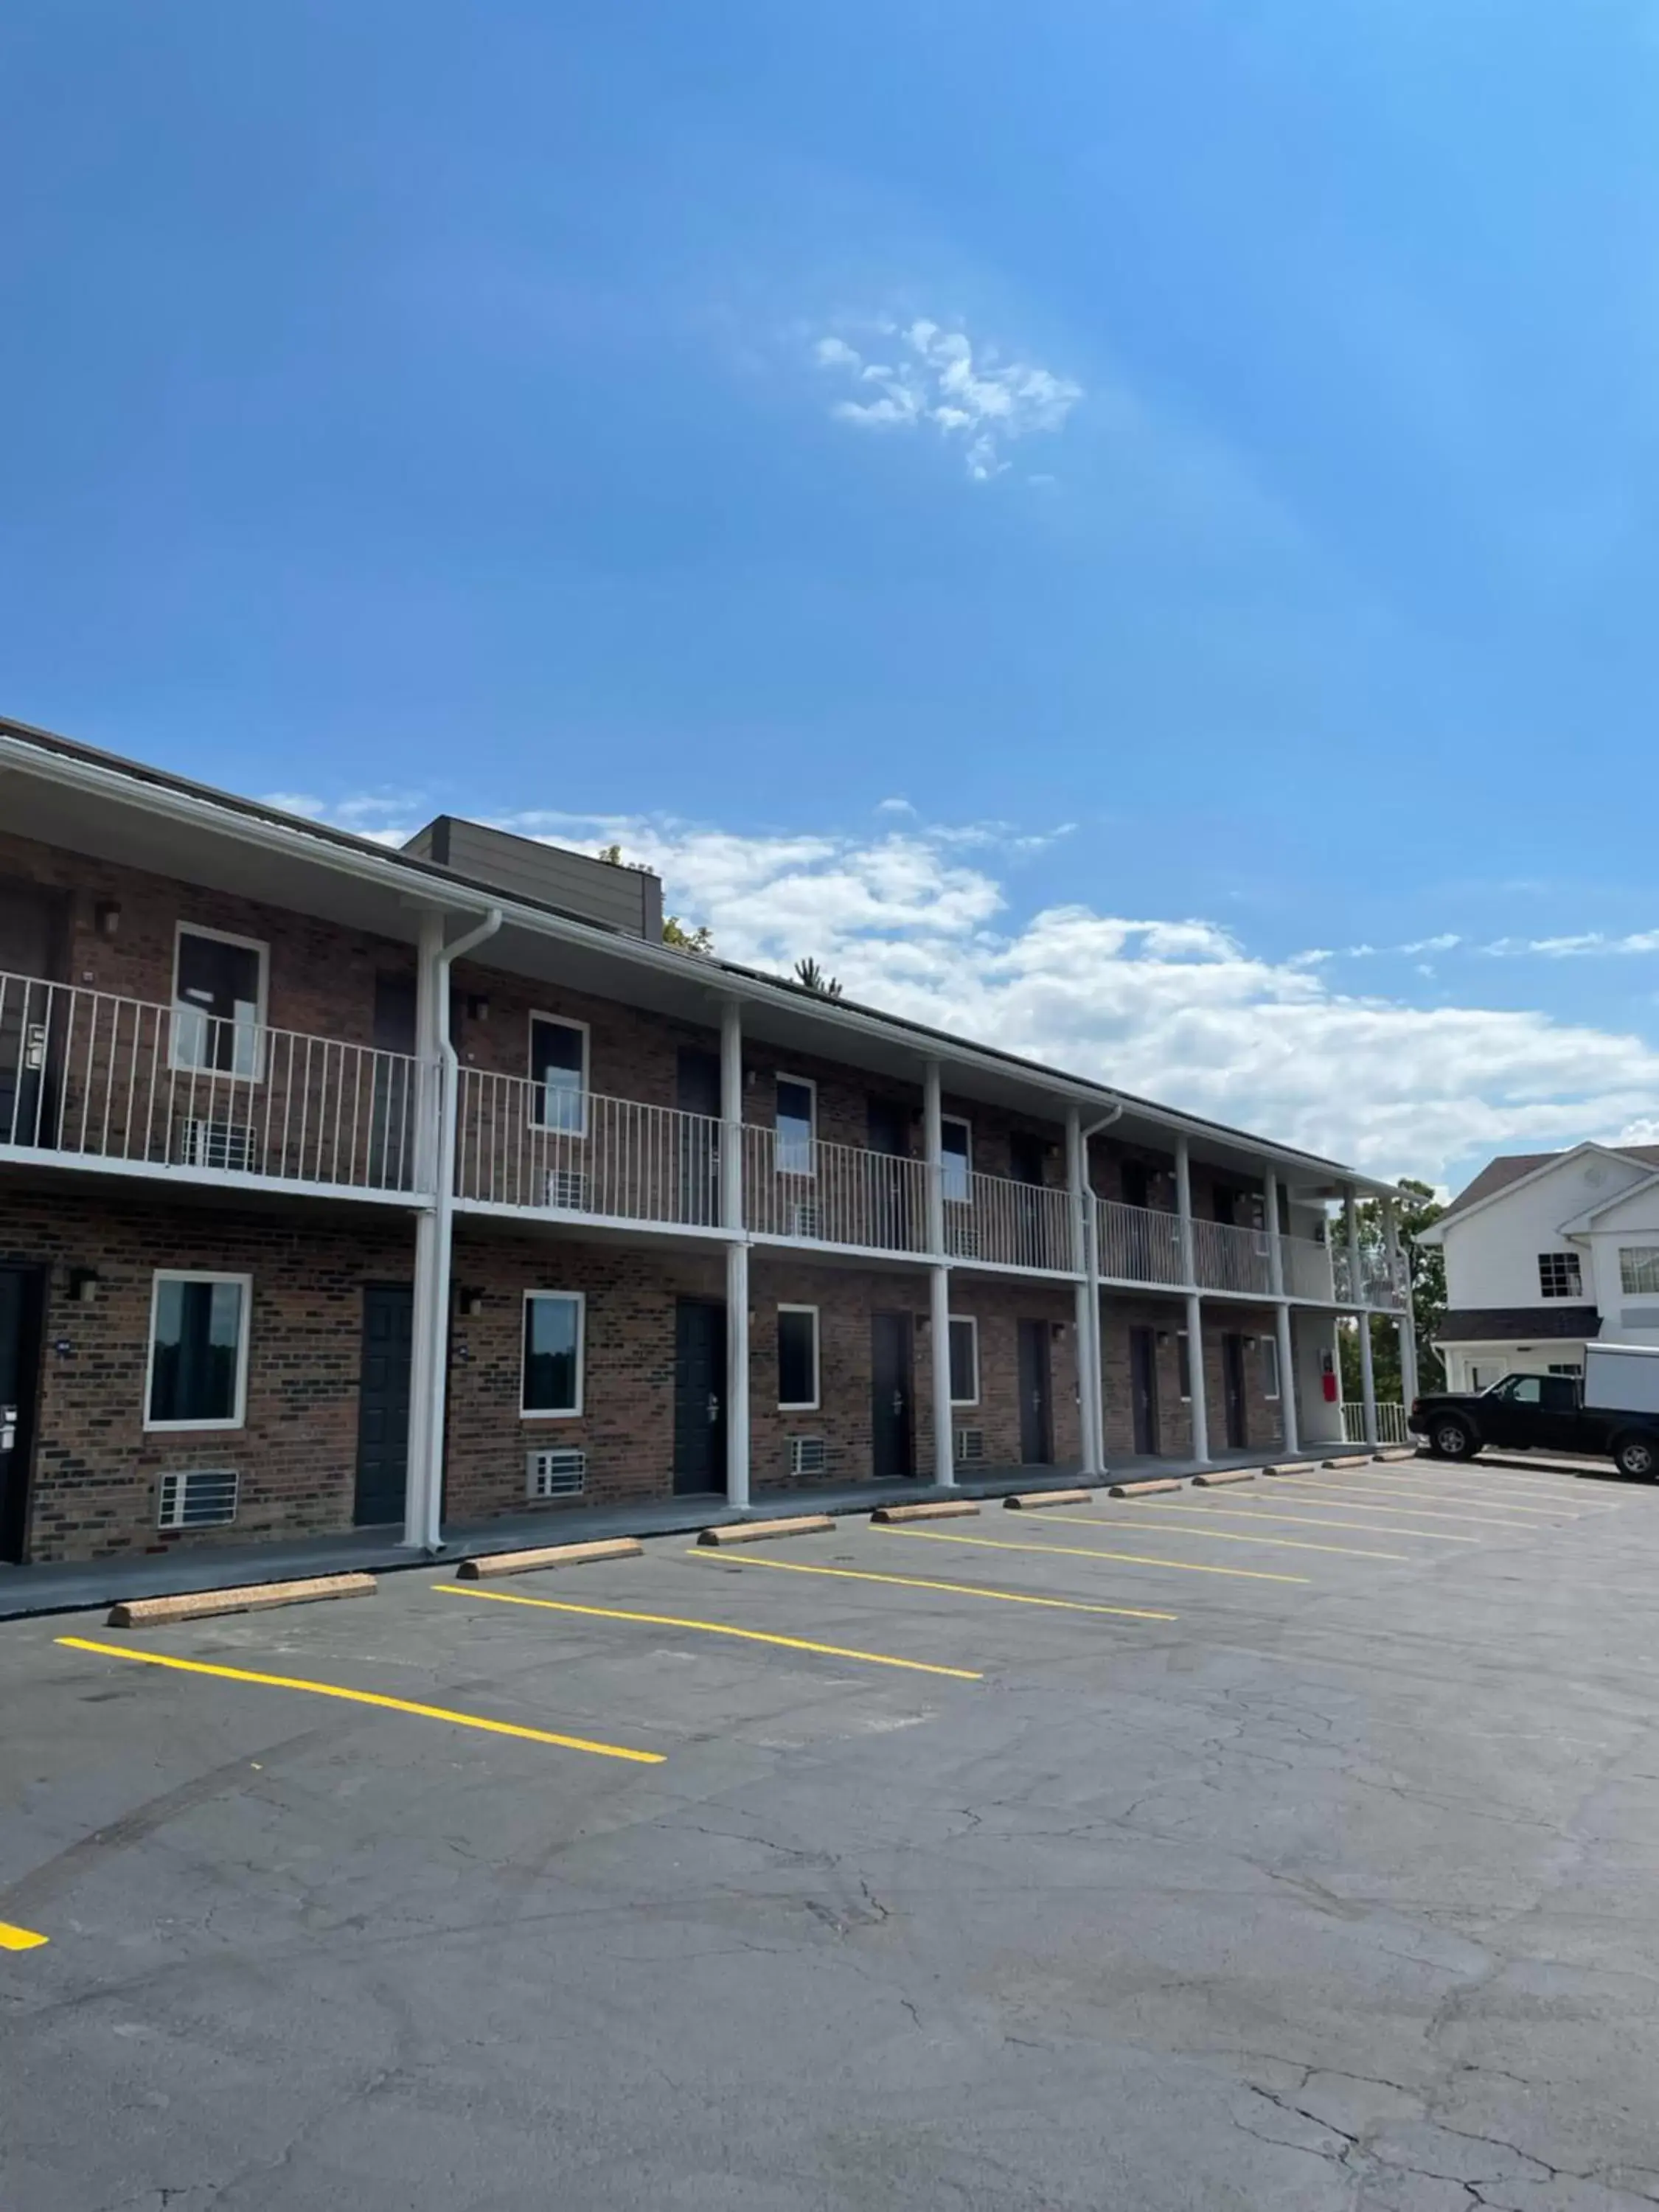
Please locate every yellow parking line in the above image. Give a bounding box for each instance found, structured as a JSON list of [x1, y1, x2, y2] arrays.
[[0, 1921, 48, 1952], [876, 1526, 1309, 1584], [55, 1636, 663, 1764], [1290, 1477, 1583, 1518], [1031, 1510, 1406, 1561], [684, 1548, 1178, 1620], [435, 1583, 982, 1680], [1262, 1485, 1563, 1528], [1135, 1499, 1481, 1543]]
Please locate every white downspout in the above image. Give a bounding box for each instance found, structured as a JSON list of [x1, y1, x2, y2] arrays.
[[1077, 1104, 1123, 1476], [408, 903, 502, 1551]]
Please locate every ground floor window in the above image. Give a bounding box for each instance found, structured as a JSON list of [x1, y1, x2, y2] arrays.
[[1261, 1336, 1280, 1400], [947, 1314, 978, 1404], [522, 1291, 585, 1416], [145, 1272, 251, 1430], [1177, 1329, 1191, 1401], [777, 1305, 820, 1409]]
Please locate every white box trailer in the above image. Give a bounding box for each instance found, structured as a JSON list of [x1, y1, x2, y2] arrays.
[[1584, 1343, 1659, 1416]]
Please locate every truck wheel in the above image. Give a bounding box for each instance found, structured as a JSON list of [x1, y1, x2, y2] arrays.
[[1429, 1416, 1476, 1460], [1613, 1433, 1658, 1481]]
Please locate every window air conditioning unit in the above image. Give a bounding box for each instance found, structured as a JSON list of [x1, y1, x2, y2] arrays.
[[526, 1447, 587, 1500], [946, 1223, 981, 1259], [545, 1169, 588, 1211], [157, 1469, 239, 1530], [788, 1436, 827, 1478], [954, 1427, 986, 1465], [176, 1118, 254, 1172], [788, 1202, 821, 1239]]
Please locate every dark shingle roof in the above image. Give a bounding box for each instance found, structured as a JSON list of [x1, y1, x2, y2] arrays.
[[1436, 1306, 1599, 1343], [1441, 1145, 1659, 1222]]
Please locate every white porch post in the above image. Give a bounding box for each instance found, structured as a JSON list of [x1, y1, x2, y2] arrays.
[[721, 1001, 751, 1509], [1264, 1166, 1299, 1456], [1384, 1194, 1418, 1413], [1066, 1107, 1102, 1475], [403, 908, 446, 1550], [407, 904, 501, 1550], [1347, 1184, 1378, 1448], [1176, 1136, 1209, 1462], [924, 1060, 956, 1488]]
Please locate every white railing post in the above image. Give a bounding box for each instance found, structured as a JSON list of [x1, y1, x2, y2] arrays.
[[924, 1061, 955, 1489], [1176, 1135, 1209, 1463], [405, 911, 447, 1551], [1346, 1183, 1379, 1448], [721, 1001, 750, 1509]]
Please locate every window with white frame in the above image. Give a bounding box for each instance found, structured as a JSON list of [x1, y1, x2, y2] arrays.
[[941, 1116, 972, 1205], [521, 1291, 585, 1416], [1620, 1248, 1659, 1295], [145, 1271, 251, 1430], [777, 1305, 820, 1410], [1261, 1335, 1280, 1400], [1537, 1251, 1583, 1299], [171, 926, 267, 1078], [776, 1076, 816, 1175], [947, 1315, 978, 1405], [529, 1015, 588, 1135], [1177, 1330, 1192, 1401]]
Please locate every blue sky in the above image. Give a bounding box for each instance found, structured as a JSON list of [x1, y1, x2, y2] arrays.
[[6, 1, 1659, 1187]]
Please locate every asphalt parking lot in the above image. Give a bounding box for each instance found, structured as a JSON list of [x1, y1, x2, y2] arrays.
[[5, 1457, 1659, 2212]]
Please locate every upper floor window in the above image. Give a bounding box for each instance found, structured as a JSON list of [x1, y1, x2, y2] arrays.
[[941, 1116, 972, 1204], [1620, 1248, 1659, 1296], [530, 1014, 588, 1134], [776, 1075, 816, 1175], [172, 926, 266, 1079], [145, 1270, 250, 1430], [1537, 1251, 1583, 1299]]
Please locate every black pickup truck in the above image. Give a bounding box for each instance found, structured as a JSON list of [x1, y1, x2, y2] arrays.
[[1408, 1372, 1659, 1478]]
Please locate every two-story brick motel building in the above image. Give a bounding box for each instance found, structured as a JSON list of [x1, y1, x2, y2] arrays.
[[0, 715, 1413, 1569]]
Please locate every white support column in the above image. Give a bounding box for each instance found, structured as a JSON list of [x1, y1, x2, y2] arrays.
[[1175, 1135, 1197, 1287], [721, 1001, 750, 1509], [403, 908, 446, 1551], [1384, 1194, 1419, 1412], [1185, 1291, 1210, 1465], [407, 903, 501, 1551], [1275, 1304, 1299, 1456], [1066, 1107, 1102, 1476], [1263, 1167, 1298, 1455], [1346, 1184, 1378, 1448], [923, 1061, 956, 1488]]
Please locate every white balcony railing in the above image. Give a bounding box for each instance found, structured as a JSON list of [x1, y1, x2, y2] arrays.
[[1191, 1216, 1276, 1298], [0, 971, 423, 1195], [1097, 1197, 1186, 1285], [947, 1172, 1074, 1273], [1343, 1400, 1411, 1444], [1281, 1233, 1336, 1303], [741, 1127, 931, 1253], [454, 1071, 723, 1226]]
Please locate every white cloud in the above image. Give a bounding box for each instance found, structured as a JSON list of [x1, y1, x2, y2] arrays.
[[1481, 930, 1659, 958], [285, 790, 1659, 1186], [812, 317, 1082, 481]]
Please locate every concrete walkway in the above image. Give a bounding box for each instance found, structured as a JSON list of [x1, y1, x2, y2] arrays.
[[0, 1445, 1290, 1621]]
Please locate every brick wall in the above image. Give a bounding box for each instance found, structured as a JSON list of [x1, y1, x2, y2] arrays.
[[0, 827, 412, 1048], [1098, 1293, 1286, 1460], [0, 1177, 414, 1562], [442, 1232, 1083, 1524]]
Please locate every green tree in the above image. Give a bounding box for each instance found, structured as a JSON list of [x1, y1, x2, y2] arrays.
[[793, 956, 843, 998], [1336, 1178, 1446, 1402], [597, 844, 712, 953]]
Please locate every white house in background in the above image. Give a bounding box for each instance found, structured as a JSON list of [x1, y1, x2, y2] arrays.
[[1419, 1141, 1659, 1390]]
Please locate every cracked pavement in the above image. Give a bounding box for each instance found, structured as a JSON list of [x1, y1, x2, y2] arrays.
[[3, 1464, 1658, 2208]]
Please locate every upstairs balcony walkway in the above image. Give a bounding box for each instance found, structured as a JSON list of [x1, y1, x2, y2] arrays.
[[453, 1071, 1410, 1310]]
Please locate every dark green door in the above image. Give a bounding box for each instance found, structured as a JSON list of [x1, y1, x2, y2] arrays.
[[354, 1284, 414, 1526]]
